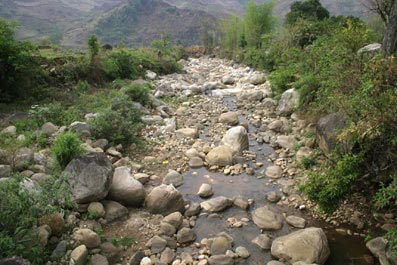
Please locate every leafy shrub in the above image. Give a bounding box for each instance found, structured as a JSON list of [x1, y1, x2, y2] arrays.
[[73, 80, 90, 95], [0, 174, 75, 263], [374, 176, 397, 209], [89, 97, 143, 145], [300, 153, 364, 212], [0, 19, 46, 102], [52, 131, 84, 169], [29, 103, 82, 127], [122, 83, 152, 107]]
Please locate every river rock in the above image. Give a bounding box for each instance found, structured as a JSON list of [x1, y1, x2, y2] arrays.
[[14, 147, 34, 171], [211, 236, 232, 255], [88, 202, 106, 218], [70, 245, 88, 265], [70, 121, 90, 135], [73, 229, 101, 249], [185, 148, 201, 159], [185, 202, 201, 217], [163, 170, 184, 187], [177, 228, 196, 244], [276, 135, 297, 149], [201, 196, 232, 212], [108, 166, 146, 207], [252, 206, 283, 230], [189, 156, 204, 168], [268, 120, 284, 133], [235, 246, 250, 258], [276, 88, 299, 116], [267, 261, 285, 265], [198, 183, 213, 198], [222, 76, 235, 85], [252, 234, 272, 250], [160, 248, 175, 264], [0, 165, 11, 178], [271, 227, 330, 265], [266, 191, 281, 203], [219, 112, 239, 126], [316, 112, 350, 155], [265, 166, 283, 179], [134, 173, 149, 184], [176, 128, 199, 139], [145, 184, 185, 215], [248, 73, 266, 85], [208, 255, 234, 265], [64, 152, 113, 204], [1, 125, 16, 136], [103, 200, 128, 222], [366, 237, 390, 265], [206, 145, 233, 166], [221, 126, 249, 155], [163, 212, 183, 229], [51, 240, 67, 260], [296, 147, 313, 163], [41, 122, 58, 136], [90, 254, 109, 265], [286, 216, 307, 228], [149, 235, 168, 254], [0, 257, 31, 265]]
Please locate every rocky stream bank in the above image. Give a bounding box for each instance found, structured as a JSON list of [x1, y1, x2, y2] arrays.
[[0, 57, 393, 265]]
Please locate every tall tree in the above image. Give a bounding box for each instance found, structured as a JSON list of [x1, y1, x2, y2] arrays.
[[244, 0, 275, 48], [285, 0, 330, 25], [382, 0, 397, 53]]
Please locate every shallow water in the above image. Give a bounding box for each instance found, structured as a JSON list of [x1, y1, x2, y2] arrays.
[[178, 95, 374, 265]]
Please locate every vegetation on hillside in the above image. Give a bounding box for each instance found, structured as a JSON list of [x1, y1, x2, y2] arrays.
[[219, 0, 397, 248]]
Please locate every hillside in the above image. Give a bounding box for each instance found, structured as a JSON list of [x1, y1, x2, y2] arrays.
[[0, 0, 372, 47]]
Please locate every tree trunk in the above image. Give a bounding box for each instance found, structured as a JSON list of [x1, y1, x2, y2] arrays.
[[383, 0, 397, 54]]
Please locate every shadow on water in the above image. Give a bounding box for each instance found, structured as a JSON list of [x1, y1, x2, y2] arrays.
[[178, 95, 374, 264]]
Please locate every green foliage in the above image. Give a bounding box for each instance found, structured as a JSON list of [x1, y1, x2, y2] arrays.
[[374, 176, 397, 209], [0, 174, 75, 263], [0, 19, 46, 102], [122, 83, 152, 107], [301, 154, 364, 212], [88, 34, 100, 61], [89, 96, 143, 145], [29, 103, 82, 127], [120, 237, 136, 247], [73, 80, 90, 95], [52, 131, 84, 169], [285, 0, 330, 25]]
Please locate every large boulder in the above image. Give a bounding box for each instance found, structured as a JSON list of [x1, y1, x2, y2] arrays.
[[252, 206, 283, 231], [271, 227, 330, 265], [64, 153, 113, 204], [145, 184, 185, 215], [0, 257, 31, 265], [206, 146, 233, 167], [366, 237, 397, 265], [248, 73, 266, 85], [221, 126, 248, 155], [219, 112, 239, 126], [163, 170, 184, 187], [108, 167, 146, 207], [316, 112, 350, 155], [276, 89, 299, 116]]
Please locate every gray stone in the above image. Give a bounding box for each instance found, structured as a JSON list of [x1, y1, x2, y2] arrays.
[[160, 248, 175, 264], [0, 257, 31, 265], [176, 228, 196, 244], [201, 196, 232, 212], [176, 128, 199, 139], [189, 157, 204, 168], [206, 146, 233, 167], [70, 245, 88, 265], [163, 212, 183, 230], [267, 261, 285, 265], [185, 148, 201, 159], [252, 234, 272, 250], [208, 255, 234, 265], [149, 236, 167, 254], [146, 70, 157, 80], [276, 88, 299, 116], [248, 73, 266, 85], [163, 170, 184, 187], [90, 254, 108, 265], [1, 126, 16, 136], [211, 236, 232, 255], [41, 122, 58, 136], [64, 152, 113, 204], [14, 148, 34, 171], [72, 229, 101, 249], [69, 121, 90, 135], [286, 216, 307, 228], [358, 43, 382, 54], [103, 200, 128, 222], [271, 227, 330, 265], [366, 237, 389, 265], [0, 165, 11, 178], [266, 191, 281, 203], [129, 251, 145, 265], [185, 202, 201, 217], [134, 173, 150, 184], [316, 112, 350, 155], [221, 126, 249, 155], [296, 147, 313, 163], [198, 183, 213, 198], [31, 173, 50, 185], [252, 206, 283, 231], [145, 184, 185, 215], [92, 139, 108, 150], [108, 166, 146, 207], [276, 135, 297, 149], [265, 166, 283, 179], [219, 112, 239, 126], [51, 240, 67, 260], [222, 75, 235, 85], [88, 202, 106, 218], [235, 246, 250, 258]]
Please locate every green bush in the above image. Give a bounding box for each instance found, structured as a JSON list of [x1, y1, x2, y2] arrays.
[[122, 83, 152, 107], [0, 174, 75, 263], [52, 131, 84, 169], [0, 19, 46, 102], [89, 97, 143, 145], [73, 80, 90, 95], [29, 103, 82, 127], [300, 153, 364, 212]]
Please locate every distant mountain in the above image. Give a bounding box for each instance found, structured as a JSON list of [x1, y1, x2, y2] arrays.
[[0, 0, 372, 48]]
